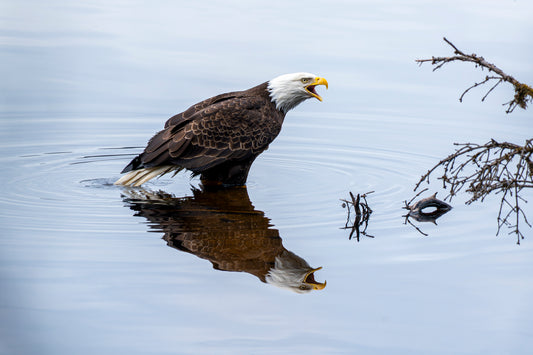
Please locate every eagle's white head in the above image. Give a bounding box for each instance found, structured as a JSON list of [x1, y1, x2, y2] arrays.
[[268, 72, 328, 113]]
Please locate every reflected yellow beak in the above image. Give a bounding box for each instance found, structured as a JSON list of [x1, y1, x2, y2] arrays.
[[313, 280, 327, 290], [304, 266, 327, 290], [305, 77, 329, 101]]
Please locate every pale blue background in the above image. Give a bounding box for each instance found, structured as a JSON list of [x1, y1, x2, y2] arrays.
[[1, 1, 532, 354]]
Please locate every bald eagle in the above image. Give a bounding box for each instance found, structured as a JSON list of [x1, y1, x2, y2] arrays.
[[114, 72, 328, 187]]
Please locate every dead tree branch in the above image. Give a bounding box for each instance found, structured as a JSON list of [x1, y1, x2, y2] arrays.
[[415, 139, 533, 244], [416, 37, 533, 113]]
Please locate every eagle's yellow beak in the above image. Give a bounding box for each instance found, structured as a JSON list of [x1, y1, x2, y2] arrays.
[[304, 266, 327, 290], [305, 77, 329, 101]]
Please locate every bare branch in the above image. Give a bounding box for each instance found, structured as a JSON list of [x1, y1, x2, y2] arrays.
[[416, 37, 533, 113], [415, 139, 533, 243], [459, 76, 500, 103]]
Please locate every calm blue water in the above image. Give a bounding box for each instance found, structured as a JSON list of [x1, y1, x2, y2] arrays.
[[1, 1, 533, 354]]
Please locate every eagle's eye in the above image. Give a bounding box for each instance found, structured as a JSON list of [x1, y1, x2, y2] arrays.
[[301, 78, 311, 84]]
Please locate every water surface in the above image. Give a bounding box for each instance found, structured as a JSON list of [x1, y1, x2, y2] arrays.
[[1, 1, 533, 354]]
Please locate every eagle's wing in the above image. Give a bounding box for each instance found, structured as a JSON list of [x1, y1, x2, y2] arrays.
[[136, 95, 281, 173], [163, 91, 240, 128]]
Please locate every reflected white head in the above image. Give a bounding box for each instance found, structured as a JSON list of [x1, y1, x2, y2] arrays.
[[265, 250, 326, 293], [267, 72, 328, 113]]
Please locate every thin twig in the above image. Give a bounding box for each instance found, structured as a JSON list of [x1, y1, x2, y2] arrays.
[[341, 191, 374, 241]]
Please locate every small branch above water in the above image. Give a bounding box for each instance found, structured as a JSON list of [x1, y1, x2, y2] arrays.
[[415, 139, 533, 244], [416, 37, 533, 113]]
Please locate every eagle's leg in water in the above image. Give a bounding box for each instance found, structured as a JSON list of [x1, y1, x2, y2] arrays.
[[199, 158, 256, 187]]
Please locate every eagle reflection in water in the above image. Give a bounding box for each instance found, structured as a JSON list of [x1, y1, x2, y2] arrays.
[[121, 186, 326, 293]]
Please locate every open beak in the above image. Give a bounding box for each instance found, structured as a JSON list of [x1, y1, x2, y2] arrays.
[[304, 266, 327, 290], [305, 77, 329, 101]]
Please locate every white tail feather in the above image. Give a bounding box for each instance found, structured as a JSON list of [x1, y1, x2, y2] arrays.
[[114, 166, 181, 187]]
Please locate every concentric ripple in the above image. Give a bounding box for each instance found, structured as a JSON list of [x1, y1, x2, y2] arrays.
[[2, 112, 522, 236]]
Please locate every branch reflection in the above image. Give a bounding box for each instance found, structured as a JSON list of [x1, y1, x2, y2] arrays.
[[122, 185, 326, 293]]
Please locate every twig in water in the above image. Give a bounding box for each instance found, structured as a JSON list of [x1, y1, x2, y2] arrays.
[[403, 191, 452, 236], [341, 191, 374, 241]]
